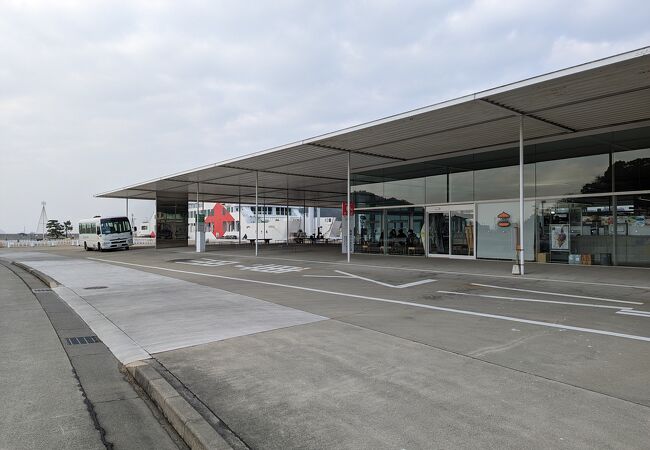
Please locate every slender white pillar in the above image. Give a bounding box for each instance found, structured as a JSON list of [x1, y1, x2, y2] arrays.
[[255, 171, 259, 256], [347, 151, 351, 263], [196, 184, 199, 244], [238, 190, 242, 245], [286, 185, 289, 245], [519, 115, 525, 275]]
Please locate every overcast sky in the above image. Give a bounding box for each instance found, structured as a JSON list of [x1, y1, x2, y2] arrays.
[[1, 0, 649, 232]]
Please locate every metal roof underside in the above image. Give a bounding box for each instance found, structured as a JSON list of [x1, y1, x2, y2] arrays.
[[97, 47, 650, 207]]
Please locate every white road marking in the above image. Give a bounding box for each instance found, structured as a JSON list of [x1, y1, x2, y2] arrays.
[[334, 270, 436, 289], [437, 291, 632, 310], [234, 263, 308, 274], [177, 259, 238, 267], [616, 310, 650, 318], [207, 252, 650, 290], [469, 283, 642, 305], [303, 275, 353, 278], [87, 258, 650, 343]]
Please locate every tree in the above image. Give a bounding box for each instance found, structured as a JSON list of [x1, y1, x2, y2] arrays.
[[46, 220, 65, 239], [63, 220, 73, 238]]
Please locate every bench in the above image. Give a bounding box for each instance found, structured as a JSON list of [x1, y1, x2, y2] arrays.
[[248, 238, 271, 245]]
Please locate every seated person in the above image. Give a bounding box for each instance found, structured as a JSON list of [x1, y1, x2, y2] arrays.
[[406, 229, 416, 247], [397, 229, 407, 239]]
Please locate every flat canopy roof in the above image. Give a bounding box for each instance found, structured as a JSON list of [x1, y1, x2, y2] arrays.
[[98, 47, 650, 207]]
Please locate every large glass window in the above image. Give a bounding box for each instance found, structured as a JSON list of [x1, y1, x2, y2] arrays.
[[352, 178, 384, 207], [537, 198, 613, 264], [381, 208, 422, 255], [425, 174, 447, 204], [535, 153, 610, 197], [385, 209, 410, 255], [614, 194, 650, 266], [449, 171, 473, 202], [156, 195, 189, 247], [383, 177, 425, 205], [613, 147, 650, 192], [473, 164, 536, 201], [355, 211, 384, 254], [476, 201, 535, 260]]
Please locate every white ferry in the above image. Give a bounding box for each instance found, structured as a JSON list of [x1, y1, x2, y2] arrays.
[[189, 202, 340, 243]]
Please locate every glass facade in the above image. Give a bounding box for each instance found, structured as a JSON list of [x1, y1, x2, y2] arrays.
[[352, 126, 650, 266], [156, 194, 189, 248]]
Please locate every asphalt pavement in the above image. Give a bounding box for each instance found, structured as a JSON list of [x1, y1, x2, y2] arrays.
[[2, 245, 649, 449]]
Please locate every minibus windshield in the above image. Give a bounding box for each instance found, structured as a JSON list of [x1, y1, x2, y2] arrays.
[[100, 218, 131, 235]]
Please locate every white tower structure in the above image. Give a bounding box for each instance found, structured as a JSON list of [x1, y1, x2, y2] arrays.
[[36, 201, 48, 240]]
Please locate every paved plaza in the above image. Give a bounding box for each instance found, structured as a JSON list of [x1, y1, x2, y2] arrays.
[[2, 245, 649, 449]]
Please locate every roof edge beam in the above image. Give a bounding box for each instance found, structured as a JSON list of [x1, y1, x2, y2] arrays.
[[307, 142, 407, 162], [479, 98, 576, 132]]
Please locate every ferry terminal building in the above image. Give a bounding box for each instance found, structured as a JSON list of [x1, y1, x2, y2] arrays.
[[98, 47, 650, 269]]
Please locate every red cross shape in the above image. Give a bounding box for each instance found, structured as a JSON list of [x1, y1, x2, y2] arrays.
[[204, 203, 235, 237]]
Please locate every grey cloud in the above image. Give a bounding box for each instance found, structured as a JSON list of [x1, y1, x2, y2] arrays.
[[1, 0, 649, 231]]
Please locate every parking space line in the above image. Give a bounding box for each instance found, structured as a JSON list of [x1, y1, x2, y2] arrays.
[[616, 310, 650, 318], [438, 291, 632, 310], [334, 270, 436, 288], [469, 283, 642, 305], [205, 253, 650, 290], [88, 258, 650, 343]]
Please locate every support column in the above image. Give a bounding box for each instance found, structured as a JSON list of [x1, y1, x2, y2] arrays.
[[238, 189, 242, 245], [126, 198, 129, 221], [518, 115, 525, 275], [195, 183, 205, 253], [255, 171, 259, 257], [286, 183, 289, 245], [347, 151, 351, 263], [610, 151, 617, 266]]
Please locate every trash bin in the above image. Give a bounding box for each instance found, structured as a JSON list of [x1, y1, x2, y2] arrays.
[[600, 253, 612, 266]]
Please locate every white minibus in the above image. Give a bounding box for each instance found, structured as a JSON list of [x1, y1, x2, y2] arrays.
[[79, 216, 133, 251]]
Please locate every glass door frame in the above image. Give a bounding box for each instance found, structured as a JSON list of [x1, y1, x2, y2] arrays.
[[425, 203, 476, 259]]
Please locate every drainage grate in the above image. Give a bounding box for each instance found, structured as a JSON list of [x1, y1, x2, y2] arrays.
[[83, 286, 107, 290], [32, 288, 51, 293], [65, 336, 101, 345]]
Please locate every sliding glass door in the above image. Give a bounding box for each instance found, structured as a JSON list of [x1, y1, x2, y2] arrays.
[[426, 204, 475, 258]]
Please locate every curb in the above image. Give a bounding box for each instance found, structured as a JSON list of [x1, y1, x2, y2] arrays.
[[11, 261, 59, 288], [125, 360, 232, 450]]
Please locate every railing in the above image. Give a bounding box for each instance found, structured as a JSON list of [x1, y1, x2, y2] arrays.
[[1, 237, 156, 248], [133, 238, 155, 246], [1, 239, 79, 248]]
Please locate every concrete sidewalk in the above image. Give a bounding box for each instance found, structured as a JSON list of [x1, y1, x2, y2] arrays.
[[0, 262, 183, 450], [0, 263, 104, 450]]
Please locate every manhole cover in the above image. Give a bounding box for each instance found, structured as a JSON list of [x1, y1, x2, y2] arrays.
[[84, 286, 108, 290], [65, 336, 100, 345]]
